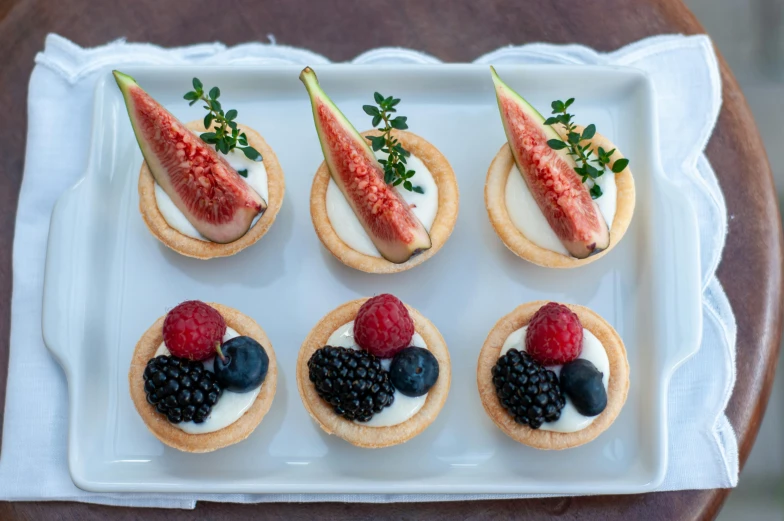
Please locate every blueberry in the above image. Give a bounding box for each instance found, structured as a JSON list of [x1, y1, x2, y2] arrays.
[[389, 346, 439, 397], [559, 359, 607, 417], [214, 336, 269, 392]]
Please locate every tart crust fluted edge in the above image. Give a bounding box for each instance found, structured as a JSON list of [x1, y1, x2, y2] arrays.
[[296, 298, 451, 448], [485, 128, 635, 268], [310, 129, 459, 274], [477, 301, 629, 450], [129, 303, 277, 453], [138, 121, 285, 259]]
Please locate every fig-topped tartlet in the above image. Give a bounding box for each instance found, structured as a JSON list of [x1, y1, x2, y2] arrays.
[[114, 72, 285, 259], [477, 301, 629, 449], [129, 300, 277, 452], [300, 67, 459, 274], [485, 67, 635, 268], [296, 294, 451, 447]]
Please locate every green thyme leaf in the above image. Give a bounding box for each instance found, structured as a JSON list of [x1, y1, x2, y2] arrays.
[[237, 168, 248, 178], [187, 78, 262, 162], [364, 93, 420, 193], [545, 98, 630, 199], [581, 124, 596, 140], [611, 158, 629, 173], [390, 116, 408, 130], [584, 163, 601, 179], [241, 146, 262, 161]]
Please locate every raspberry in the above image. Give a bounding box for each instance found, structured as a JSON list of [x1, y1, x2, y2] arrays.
[[354, 294, 414, 358], [163, 301, 226, 361], [525, 302, 583, 366]]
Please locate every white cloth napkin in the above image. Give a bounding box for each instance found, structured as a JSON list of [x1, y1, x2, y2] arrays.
[[0, 34, 737, 507]]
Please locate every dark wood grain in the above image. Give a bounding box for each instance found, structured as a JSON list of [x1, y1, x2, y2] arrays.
[[0, 0, 780, 520]]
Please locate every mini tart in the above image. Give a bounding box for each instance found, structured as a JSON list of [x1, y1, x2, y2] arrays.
[[296, 298, 451, 448], [477, 301, 629, 450], [129, 303, 277, 453], [138, 121, 286, 259], [310, 129, 459, 274], [485, 129, 635, 268]]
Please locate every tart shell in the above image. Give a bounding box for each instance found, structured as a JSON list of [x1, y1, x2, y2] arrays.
[[310, 129, 459, 274], [485, 129, 635, 268], [129, 303, 277, 453], [476, 301, 629, 450], [296, 298, 451, 448], [138, 121, 286, 259]]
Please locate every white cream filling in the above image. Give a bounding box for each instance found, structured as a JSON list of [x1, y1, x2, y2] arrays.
[[154, 146, 268, 242], [500, 325, 610, 433], [325, 151, 438, 258], [505, 163, 617, 256], [325, 321, 428, 427], [154, 327, 261, 435]]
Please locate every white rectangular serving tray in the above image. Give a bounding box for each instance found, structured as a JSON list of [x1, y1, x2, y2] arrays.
[[42, 64, 702, 495]]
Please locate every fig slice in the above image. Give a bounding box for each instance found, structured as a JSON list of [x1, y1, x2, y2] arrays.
[[113, 71, 265, 244], [490, 67, 610, 258], [299, 67, 432, 264]]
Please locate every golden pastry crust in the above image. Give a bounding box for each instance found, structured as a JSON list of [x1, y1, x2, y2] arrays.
[[138, 121, 285, 259], [129, 303, 277, 453], [310, 129, 459, 273], [296, 298, 451, 448], [476, 301, 629, 450], [485, 128, 635, 268]]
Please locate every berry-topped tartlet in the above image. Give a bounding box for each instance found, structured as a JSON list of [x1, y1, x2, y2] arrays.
[[485, 67, 635, 268], [300, 67, 459, 274], [296, 294, 451, 447], [477, 301, 629, 449], [129, 300, 277, 452], [114, 72, 285, 259]]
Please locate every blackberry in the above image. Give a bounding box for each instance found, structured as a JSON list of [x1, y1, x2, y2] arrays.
[[491, 349, 565, 429], [308, 346, 395, 422], [143, 355, 223, 424]]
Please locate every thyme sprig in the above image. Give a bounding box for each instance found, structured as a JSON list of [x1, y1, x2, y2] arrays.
[[545, 99, 629, 199], [183, 78, 261, 170], [362, 93, 423, 194]]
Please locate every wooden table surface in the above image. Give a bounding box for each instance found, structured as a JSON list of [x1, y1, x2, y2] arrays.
[[0, 0, 781, 519]]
